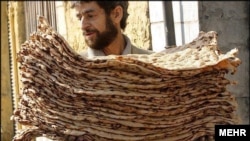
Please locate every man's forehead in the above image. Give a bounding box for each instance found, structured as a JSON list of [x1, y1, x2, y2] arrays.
[[74, 1, 101, 13]]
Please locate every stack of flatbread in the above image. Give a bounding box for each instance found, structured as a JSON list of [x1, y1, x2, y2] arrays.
[[11, 16, 241, 141]]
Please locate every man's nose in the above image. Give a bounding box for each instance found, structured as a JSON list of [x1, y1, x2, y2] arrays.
[[81, 17, 90, 30]]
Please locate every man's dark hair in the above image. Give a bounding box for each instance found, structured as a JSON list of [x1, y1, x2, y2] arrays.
[[71, 1, 129, 30]]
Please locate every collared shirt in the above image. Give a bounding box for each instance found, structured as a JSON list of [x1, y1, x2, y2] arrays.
[[79, 34, 153, 58]]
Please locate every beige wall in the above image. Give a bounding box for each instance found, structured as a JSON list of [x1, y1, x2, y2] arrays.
[[63, 1, 86, 53], [124, 1, 151, 50]]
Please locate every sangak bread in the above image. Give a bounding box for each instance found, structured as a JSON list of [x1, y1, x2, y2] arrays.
[[11, 16, 241, 141]]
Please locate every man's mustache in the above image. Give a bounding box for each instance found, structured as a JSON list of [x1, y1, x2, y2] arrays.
[[82, 29, 98, 36]]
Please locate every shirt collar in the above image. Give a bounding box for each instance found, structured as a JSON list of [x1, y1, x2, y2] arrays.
[[87, 34, 132, 58]]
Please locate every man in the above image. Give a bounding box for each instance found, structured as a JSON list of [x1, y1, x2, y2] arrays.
[[71, 1, 154, 58]]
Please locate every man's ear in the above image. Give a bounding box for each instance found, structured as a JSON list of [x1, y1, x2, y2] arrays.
[[111, 5, 123, 25]]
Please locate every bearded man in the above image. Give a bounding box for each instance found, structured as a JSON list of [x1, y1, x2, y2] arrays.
[[71, 1, 153, 58]]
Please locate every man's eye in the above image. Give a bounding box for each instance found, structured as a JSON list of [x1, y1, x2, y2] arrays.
[[87, 14, 94, 18]]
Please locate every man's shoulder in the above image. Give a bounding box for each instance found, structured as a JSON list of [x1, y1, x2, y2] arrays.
[[123, 34, 154, 55], [131, 45, 154, 54]]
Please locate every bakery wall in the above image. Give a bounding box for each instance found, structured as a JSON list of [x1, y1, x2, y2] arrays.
[[199, 1, 249, 124], [124, 1, 152, 50]]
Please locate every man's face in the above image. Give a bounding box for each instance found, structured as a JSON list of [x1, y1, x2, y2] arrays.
[[74, 2, 118, 50]]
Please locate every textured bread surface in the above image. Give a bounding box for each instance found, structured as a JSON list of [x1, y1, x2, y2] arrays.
[[11, 16, 241, 141]]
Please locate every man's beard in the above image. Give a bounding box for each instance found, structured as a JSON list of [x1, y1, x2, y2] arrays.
[[83, 16, 118, 50]]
